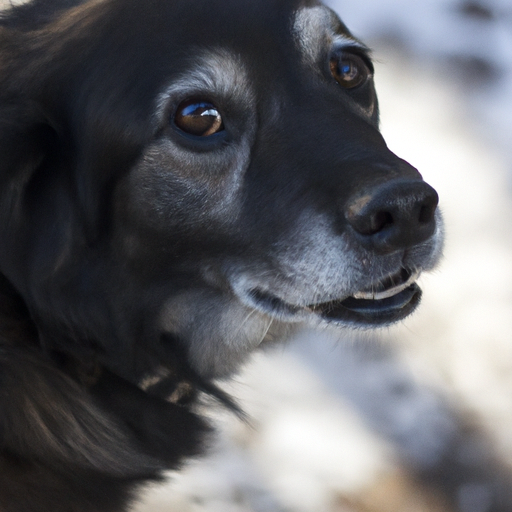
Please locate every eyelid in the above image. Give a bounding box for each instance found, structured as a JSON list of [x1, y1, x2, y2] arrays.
[[331, 41, 374, 74]]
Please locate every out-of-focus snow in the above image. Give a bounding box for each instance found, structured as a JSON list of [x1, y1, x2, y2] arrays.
[[327, 0, 512, 67], [326, 0, 512, 168]]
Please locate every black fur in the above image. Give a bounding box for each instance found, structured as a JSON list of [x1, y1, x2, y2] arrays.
[[0, 0, 442, 510]]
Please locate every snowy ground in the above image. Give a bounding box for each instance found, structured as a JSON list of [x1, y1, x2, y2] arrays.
[[3, 1, 512, 511]]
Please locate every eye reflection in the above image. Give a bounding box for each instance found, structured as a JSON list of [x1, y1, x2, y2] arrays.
[[330, 52, 371, 89], [174, 100, 224, 137]]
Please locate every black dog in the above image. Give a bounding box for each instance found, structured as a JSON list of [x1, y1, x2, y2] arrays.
[[0, 0, 443, 510]]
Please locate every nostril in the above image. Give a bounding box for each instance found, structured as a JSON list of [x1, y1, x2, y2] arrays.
[[369, 211, 393, 235]]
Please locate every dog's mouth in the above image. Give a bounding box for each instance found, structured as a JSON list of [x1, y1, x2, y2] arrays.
[[248, 268, 421, 326]]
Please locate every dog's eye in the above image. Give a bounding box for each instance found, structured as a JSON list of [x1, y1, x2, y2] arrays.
[[330, 53, 371, 89], [174, 100, 224, 137]]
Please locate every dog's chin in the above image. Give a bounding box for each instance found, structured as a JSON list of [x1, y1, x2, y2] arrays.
[[240, 268, 422, 327]]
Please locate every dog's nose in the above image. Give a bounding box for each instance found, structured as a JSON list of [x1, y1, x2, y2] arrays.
[[345, 179, 439, 254]]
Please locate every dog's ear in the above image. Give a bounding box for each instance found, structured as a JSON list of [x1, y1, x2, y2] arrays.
[[0, 98, 109, 245], [0, 102, 58, 194]]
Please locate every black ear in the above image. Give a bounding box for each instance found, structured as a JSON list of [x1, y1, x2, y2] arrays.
[[0, 97, 116, 244], [0, 102, 58, 196], [0, 102, 57, 234], [0, 101, 61, 288]]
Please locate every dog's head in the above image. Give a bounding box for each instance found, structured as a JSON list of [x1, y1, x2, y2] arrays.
[[0, 0, 443, 380]]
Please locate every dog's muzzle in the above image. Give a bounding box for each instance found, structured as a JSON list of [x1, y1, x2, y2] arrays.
[[230, 178, 441, 328]]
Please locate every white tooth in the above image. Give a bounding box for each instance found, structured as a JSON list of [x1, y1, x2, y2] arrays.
[[352, 270, 420, 300]]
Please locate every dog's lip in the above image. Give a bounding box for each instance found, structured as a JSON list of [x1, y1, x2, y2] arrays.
[[312, 282, 421, 324], [247, 267, 422, 325], [350, 268, 420, 300]]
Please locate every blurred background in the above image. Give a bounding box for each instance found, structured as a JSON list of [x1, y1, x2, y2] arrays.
[[3, 0, 512, 510], [135, 1, 512, 511]]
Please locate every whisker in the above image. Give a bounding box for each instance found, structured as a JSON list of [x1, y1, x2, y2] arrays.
[[258, 318, 273, 345]]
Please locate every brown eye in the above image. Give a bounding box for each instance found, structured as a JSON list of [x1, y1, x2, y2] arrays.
[[174, 100, 224, 136], [330, 53, 371, 89]]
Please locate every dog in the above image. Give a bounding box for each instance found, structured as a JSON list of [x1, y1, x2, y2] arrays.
[[0, 0, 443, 510]]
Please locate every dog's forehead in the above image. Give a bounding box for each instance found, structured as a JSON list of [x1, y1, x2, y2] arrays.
[[292, 5, 361, 62], [155, 5, 360, 91], [153, 5, 357, 114]]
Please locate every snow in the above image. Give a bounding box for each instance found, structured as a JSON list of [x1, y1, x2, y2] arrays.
[[326, 0, 512, 168]]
